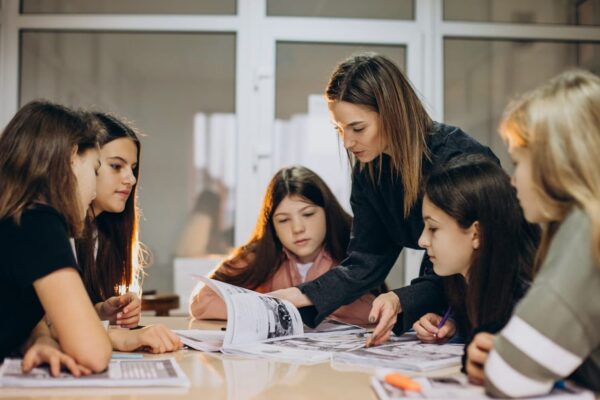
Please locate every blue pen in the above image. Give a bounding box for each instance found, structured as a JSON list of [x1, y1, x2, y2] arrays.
[[111, 352, 144, 360], [434, 307, 452, 338]]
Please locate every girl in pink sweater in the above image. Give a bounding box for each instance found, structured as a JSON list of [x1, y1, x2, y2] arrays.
[[190, 166, 376, 325]]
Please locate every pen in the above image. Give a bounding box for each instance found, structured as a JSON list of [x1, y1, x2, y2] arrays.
[[111, 352, 144, 359], [434, 307, 452, 338]]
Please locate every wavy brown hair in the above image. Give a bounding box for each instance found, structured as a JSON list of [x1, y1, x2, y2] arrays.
[[0, 100, 99, 235], [76, 113, 143, 303], [212, 166, 351, 290], [424, 155, 539, 333], [325, 53, 432, 217]]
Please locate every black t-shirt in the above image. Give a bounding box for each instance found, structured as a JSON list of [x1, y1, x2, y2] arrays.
[[0, 204, 79, 360]]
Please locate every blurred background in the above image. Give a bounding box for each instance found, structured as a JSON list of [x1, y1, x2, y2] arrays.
[[1, 0, 599, 313]]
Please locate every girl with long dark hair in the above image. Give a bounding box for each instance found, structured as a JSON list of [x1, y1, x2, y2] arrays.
[[190, 165, 376, 324], [76, 112, 181, 354], [412, 156, 539, 357], [0, 100, 111, 374]]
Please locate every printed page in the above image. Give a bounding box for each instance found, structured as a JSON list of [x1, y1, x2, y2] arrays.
[[370, 374, 595, 400], [191, 275, 258, 341], [223, 292, 303, 346], [333, 341, 463, 372], [0, 358, 189, 388], [224, 332, 372, 364], [173, 329, 225, 352], [304, 319, 366, 337]]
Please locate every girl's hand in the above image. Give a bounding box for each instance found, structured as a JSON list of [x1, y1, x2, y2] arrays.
[[110, 324, 183, 354], [97, 292, 141, 328], [466, 332, 495, 385], [413, 313, 456, 343], [22, 336, 92, 377], [366, 292, 401, 347]]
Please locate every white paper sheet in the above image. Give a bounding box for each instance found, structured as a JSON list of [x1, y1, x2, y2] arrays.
[[0, 358, 190, 388]]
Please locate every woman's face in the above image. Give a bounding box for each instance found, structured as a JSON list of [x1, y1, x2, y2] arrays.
[[328, 101, 385, 163], [92, 138, 138, 216], [71, 148, 101, 220], [418, 195, 479, 278], [508, 145, 549, 224], [272, 195, 327, 264]]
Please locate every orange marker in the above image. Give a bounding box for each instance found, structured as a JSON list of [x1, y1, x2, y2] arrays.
[[384, 373, 421, 392]]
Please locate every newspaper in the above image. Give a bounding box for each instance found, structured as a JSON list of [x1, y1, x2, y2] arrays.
[[332, 340, 464, 371], [371, 373, 595, 400], [176, 276, 304, 352], [0, 358, 189, 387], [226, 331, 419, 365]]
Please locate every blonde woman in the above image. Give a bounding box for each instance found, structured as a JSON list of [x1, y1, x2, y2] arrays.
[[466, 70, 600, 396]]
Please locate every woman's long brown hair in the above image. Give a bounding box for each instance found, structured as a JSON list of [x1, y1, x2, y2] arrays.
[[325, 53, 432, 217], [75, 113, 143, 303], [424, 155, 540, 334], [0, 100, 99, 236], [212, 166, 352, 290]]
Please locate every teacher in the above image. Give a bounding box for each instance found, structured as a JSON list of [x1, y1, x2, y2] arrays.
[[271, 53, 498, 345]]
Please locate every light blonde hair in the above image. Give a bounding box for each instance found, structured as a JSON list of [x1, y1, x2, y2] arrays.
[[499, 69, 600, 271]]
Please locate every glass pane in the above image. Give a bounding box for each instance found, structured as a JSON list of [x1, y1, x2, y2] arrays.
[[275, 42, 406, 288], [21, 31, 236, 300], [444, 38, 600, 170], [268, 0, 413, 20], [444, 0, 600, 26], [21, 0, 236, 15]]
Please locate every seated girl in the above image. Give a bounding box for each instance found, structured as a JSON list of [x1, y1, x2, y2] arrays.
[[467, 69, 600, 397], [411, 155, 539, 362], [0, 101, 112, 375], [76, 112, 180, 354], [190, 165, 376, 325]]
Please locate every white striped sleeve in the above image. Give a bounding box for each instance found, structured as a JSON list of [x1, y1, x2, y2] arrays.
[[484, 314, 586, 398], [485, 350, 554, 398]]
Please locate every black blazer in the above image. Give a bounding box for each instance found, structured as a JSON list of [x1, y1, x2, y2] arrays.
[[297, 122, 499, 332]]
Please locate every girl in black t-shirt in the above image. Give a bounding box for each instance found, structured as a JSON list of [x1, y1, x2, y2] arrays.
[[76, 112, 181, 353], [0, 101, 112, 375]]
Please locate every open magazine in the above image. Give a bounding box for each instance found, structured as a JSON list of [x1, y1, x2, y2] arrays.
[[371, 372, 595, 400], [0, 358, 189, 388], [333, 339, 464, 372], [175, 276, 366, 360], [175, 276, 304, 352]]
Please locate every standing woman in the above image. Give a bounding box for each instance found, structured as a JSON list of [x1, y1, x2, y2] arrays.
[[0, 101, 111, 374], [271, 53, 497, 345], [76, 113, 181, 353]]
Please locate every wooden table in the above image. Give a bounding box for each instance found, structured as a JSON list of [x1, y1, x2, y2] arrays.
[[0, 316, 463, 399]]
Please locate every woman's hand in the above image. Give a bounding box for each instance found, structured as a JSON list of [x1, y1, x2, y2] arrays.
[[109, 324, 182, 354], [466, 332, 495, 385], [366, 292, 402, 347], [268, 287, 313, 308], [22, 336, 92, 377], [413, 313, 456, 343], [97, 292, 141, 328]]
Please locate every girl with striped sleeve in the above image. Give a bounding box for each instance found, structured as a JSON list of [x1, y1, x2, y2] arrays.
[[466, 70, 600, 396]]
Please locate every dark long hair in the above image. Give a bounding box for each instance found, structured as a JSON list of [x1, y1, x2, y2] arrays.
[[212, 166, 352, 289], [75, 112, 142, 303], [424, 155, 540, 333], [0, 100, 99, 236], [325, 53, 433, 217]]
